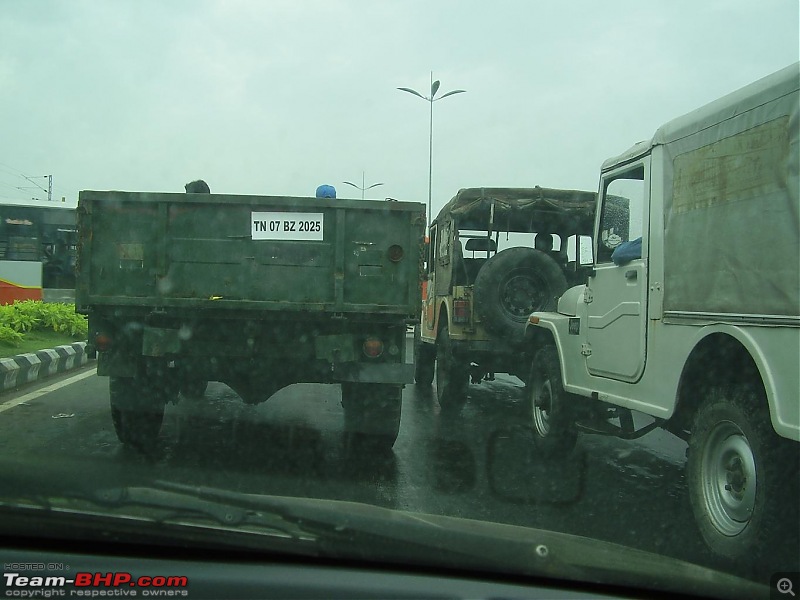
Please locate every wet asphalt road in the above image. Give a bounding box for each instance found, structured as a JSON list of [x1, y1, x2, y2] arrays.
[[0, 364, 795, 582]]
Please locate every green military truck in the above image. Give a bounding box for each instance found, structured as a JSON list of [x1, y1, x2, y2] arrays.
[[76, 191, 425, 451]]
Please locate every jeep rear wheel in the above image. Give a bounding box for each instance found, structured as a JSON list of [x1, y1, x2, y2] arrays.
[[414, 324, 435, 386], [435, 325, 468, 412], [473, 248, 567, 343]]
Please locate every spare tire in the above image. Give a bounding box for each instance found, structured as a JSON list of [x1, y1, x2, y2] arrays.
[[473, 247, 567, 342]]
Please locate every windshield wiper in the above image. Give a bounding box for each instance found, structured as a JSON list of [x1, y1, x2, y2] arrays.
[[86, 481, 503, 568], [1, 476, 543, 572]]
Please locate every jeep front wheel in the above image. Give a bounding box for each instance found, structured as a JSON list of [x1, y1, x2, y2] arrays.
[[526, 345, 578, 456], [687, 385, 799, 561]]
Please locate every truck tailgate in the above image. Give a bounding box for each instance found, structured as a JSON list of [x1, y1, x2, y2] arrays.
[[77, 191, 425, 316]]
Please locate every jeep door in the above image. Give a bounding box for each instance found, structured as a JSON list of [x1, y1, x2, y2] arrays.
[[584, 159, 650, 382]]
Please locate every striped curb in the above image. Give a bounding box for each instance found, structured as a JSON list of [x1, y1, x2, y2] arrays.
[[0, 342, 90, 393]]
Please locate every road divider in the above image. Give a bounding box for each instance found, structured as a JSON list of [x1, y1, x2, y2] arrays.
[[0, 342, 91, 394]]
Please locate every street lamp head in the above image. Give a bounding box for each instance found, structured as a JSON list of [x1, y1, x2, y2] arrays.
[[343, 175, 384, 200], [398, 84, 466, 104], [342, 181, 383, 191], [437, 89, 467, 101], [397, 87, 427, 100]]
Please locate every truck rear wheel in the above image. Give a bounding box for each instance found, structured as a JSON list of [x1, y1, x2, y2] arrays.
[[435, 325, 468, 412], [526, 345, 578, 456], [414, 324, 435, 386], [341, 383, 402, 452], [687, 385, 799, 561], [180, 379, 209, 399], [109, 377, 166, 451]]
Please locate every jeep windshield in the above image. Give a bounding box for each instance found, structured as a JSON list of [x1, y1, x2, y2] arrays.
[[0, 2, 797, 600]]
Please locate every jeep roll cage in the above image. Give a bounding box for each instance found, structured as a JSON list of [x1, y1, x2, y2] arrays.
[[431, 187, 598, 238]]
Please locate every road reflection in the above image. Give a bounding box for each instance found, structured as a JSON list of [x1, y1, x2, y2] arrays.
[[486, 426, 586, 505], [6, 371, 789, 578]]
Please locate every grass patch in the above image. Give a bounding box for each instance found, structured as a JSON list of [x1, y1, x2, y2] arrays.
[[0, 329, 84, 358]]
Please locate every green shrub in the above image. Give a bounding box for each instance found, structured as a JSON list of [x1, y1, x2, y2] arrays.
[[0, 301, 37, 332], [0, 301, 87, 339], [0, 324, 24, 347]]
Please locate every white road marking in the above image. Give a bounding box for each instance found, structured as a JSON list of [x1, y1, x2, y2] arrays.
[[0, 368, 97, 414]]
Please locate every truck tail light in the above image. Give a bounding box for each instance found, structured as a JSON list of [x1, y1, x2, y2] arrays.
[[363, 337, 384, 358], [453, 299, 470, 324], [94, 332, 113, 351]]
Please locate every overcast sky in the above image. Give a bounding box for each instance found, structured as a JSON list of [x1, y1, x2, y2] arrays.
[[1, 0, 797, 217]]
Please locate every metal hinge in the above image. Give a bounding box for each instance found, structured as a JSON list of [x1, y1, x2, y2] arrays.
[[583, 288, 593, 304], [581, 343, 592, 356]]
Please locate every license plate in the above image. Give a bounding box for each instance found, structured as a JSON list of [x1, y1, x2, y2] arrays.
[[251, 212, 324, 241]]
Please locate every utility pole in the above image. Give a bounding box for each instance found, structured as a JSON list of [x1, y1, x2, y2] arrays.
[[19, 174, 52, 201]]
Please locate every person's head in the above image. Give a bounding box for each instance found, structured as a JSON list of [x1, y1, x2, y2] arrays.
[[534, 233, 554, 252], [185, 180, 210, 194], [315, 184, 336, 199]]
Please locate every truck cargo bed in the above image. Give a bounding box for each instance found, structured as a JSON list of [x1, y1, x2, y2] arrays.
[[77, 191, 425, 317]]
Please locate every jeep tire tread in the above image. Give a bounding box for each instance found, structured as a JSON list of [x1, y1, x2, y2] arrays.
[[473, 247, 567, 342]]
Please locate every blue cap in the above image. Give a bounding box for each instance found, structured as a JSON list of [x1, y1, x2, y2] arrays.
[[315, 184, 336, 199]]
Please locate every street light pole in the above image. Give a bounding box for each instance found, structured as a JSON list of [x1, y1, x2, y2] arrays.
[[398, 72, 466, 229], [343, 172, 384, 200]]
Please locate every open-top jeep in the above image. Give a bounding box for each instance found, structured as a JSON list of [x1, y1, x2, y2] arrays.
[[415, 187, 600, 409]]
